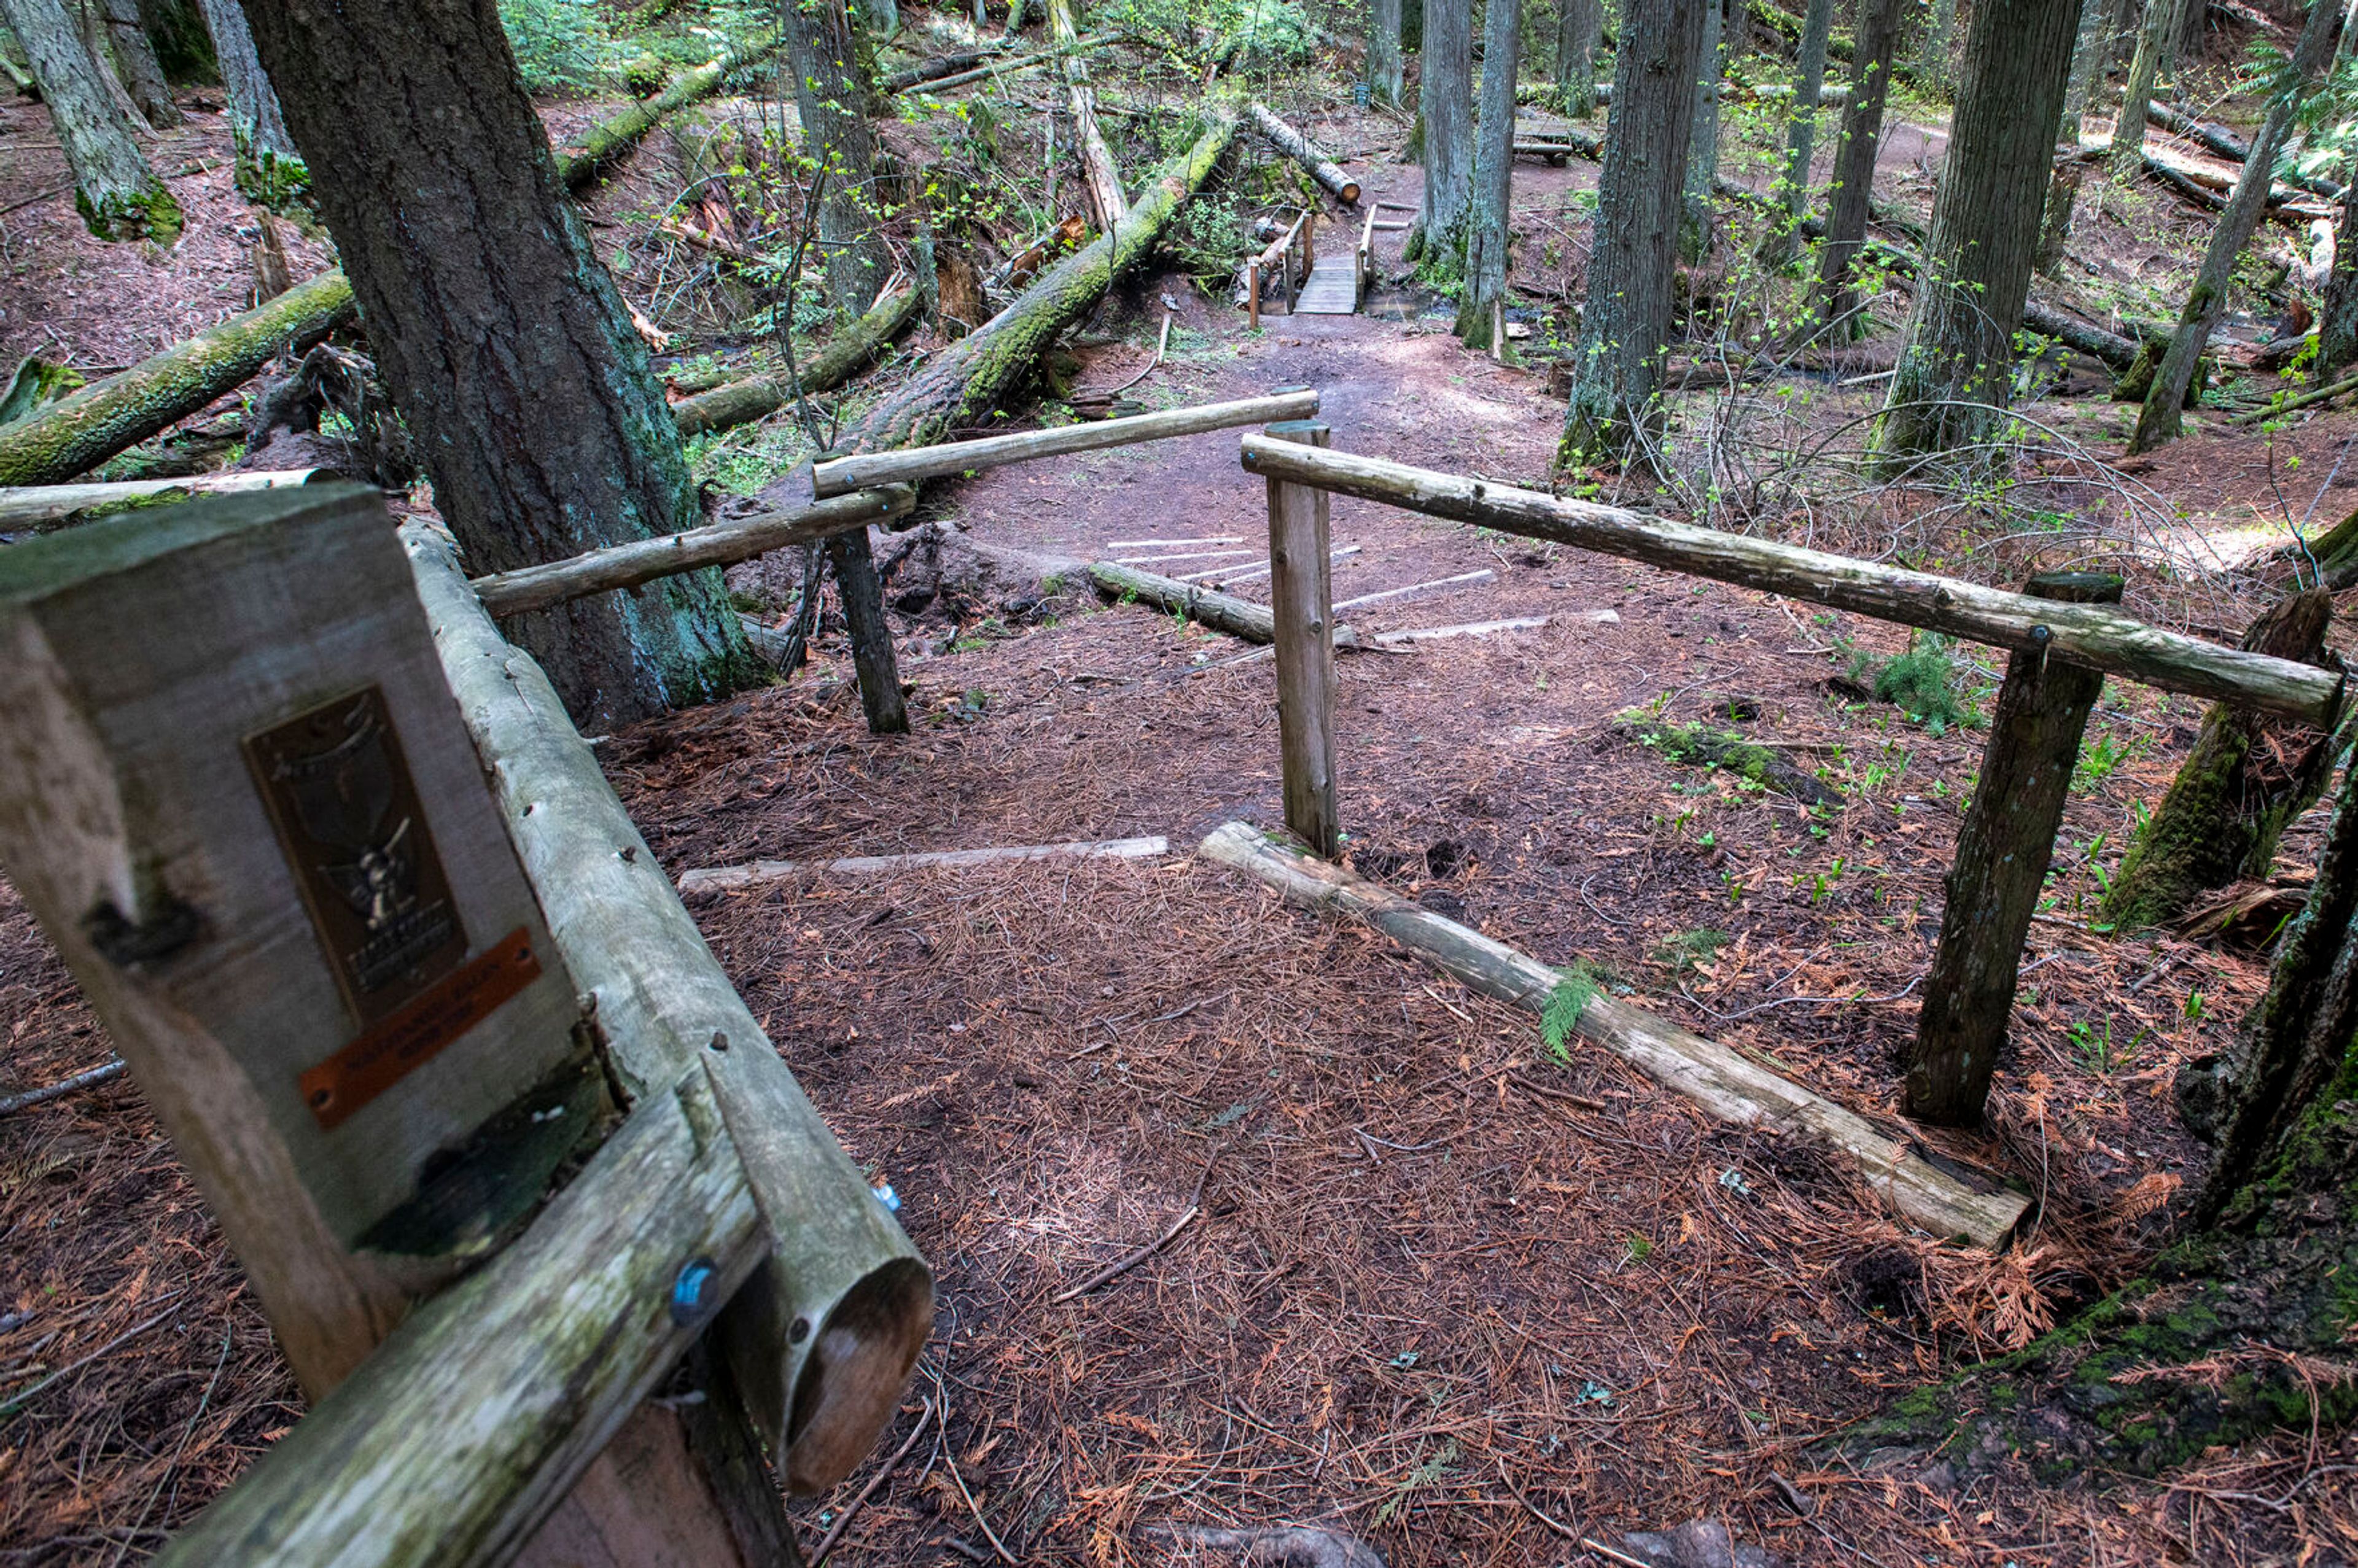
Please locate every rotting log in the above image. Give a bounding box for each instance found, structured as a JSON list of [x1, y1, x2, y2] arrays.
[[681, 836, 1170, 893], [846, 108, 1242, 454], [671, 288, 922, 439], [0, 270, 356, 487], [1248, 101, 1360, 204], [558, 34, 786, 191], [812, 390, 1318, 497], [1907, 572, 2122, 1127], [1087, 559, 1360, 647], [882, 45, 1002, 91], [0, 468, 325, 530], [472, 486, 915, 619], [2148, 100, 2343, 203], [1613, 716, 1842, 807], [1237, 435, 2348, 726], [1199, 822, 2029, 1247], [409, 522, 933, 1486]]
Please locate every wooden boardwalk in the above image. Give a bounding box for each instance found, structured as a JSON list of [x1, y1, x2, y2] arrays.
[[1293, 257, 1360, 315]]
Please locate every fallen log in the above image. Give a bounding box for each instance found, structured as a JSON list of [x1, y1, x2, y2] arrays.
[[1248, 101, 1359, 205], [1088, 560, 1291, 642], [1237, 435, 2348, 726], [672, 287, 923, 438], [558, 33, 786, 190], [882, 46, 1003, 91], [2020, 300, 2141, 372], [0, 270, 356, 487], [680, 835, 1170, 893], [472, 485, 915, 618], [1198, 821, 2028, 1247], [0, 468, 325, 530], [845, 107, 1240, 453], [2149, 101, 2343, 202], [812, 389, 1318, 497], [1047, 0, 1124, 226]]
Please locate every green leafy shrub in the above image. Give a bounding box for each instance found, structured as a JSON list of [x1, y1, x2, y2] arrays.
[[501, 0, 612, 95], [1848, 633, 1977, 734]]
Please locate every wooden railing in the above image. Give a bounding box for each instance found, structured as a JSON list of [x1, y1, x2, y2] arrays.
[[1245, 210, 1312, 328], [1356, 200, 1413, 303]]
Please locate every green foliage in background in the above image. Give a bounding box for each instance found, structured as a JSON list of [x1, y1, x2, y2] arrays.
[[501, 0, 614, 95]]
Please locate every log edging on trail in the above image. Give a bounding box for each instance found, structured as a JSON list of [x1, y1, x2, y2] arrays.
[[1199, 821, 2029, 1248], [1237, 435, 2347, 727], [1086, 559, 1360, 647], [471, 486, 916, 619], [812, 389, 1318, 497], [680, 836, 1170, 893]]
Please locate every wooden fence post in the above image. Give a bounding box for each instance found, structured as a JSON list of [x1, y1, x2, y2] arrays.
[[1906, 570, 2124, 1127], [1264, 418, 1339, 857], [827, 526, 910, 735]]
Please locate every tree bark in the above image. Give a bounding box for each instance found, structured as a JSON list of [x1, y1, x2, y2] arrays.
[[2061, 0, 2111, 141], [1870, 0, 2080, 465], [1366, 0, 1403, 106], [1556, 0, 1601, 116], [197, 0, 300, 202], [1810, 0, 1905, 337], [1455, 0, 1521, 349], [783, 0, 891, 320], [2100, 589, 2343, 930], [2110, 0, 2185, 179], [92, 0, 177, 125], [240, 0, 761, 727], [2132, 0, 2341, 452], [2, 0, 175, 240], [1559, 0, 1710, 467], [2325, 168, 2358, 376], [1767, 0, 1835, 262], [1682, 0, 1728, 262], [1407, 0, 1471, 263]]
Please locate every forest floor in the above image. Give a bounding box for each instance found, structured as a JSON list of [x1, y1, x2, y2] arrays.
[[7, 21, 2358, 1568]]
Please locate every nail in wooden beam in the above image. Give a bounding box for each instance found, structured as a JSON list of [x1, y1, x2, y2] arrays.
[[1264, 418, 1339, 857], [1907, 570, 2124, 1127]]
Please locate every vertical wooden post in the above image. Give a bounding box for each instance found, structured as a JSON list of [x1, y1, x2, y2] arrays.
[[1248, 260, 1261, 328], [1907, 570, 2124, 1127], [1264, 418, 1339, 857], [827, 523, 909, 735]]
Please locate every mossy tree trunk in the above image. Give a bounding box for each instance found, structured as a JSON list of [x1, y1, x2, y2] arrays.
[[784, 0, 890, 320], [2131, 0, 2341, 454], [1558, 0, 1710, 468], [1556, 0, 1600, 117], [1367, 0, 1403, 108], [1407, 0, 1471, 265], [1810, 0, 1905, 337], [91, 0, 176, 125], [197, 0, 301, 203], [1869, 0, 2079, 467], [2319, 164, 2358, 377], [1856, 763, 2358, 1483], [2099, 589, 2343, 930], [1, 0, 176, 241], [1453, 0, 1520, 351], [1681, 0, 1727, 262], [241, 0, 761, 728]]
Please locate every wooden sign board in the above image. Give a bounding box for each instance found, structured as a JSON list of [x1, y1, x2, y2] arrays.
[[0, 484, 592, 1390]]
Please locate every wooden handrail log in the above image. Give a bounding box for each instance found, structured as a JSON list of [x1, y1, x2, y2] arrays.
[[471, 486, 916, 618], [154, 1079, 768, 1567], [1237, 437, 2347, 728], [811, 390, 1318, 498], [0, 469, 327, 530], [410, 525, 932, 1491], [1253, 212, 1308, 273]]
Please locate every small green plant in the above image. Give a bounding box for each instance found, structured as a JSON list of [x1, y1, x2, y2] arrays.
[[1540, 963, 1600, 1059], [1852, 633, 1975, 734], [2184, 990, 2206, 1023], [2069, 1014, 2148, 1076], [1622, 1231, 1655, 1263], [2075, 732, 2131, 791], [1651, 929, 1729, 978]]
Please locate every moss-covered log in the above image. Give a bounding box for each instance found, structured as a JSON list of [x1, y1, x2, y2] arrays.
[[0, 270, 355, 486], [1850, 762, 2358, 1481], [557, 33, 784, 191], [845, 107, 1241, 454], [2100, 590, 2341, 931], [671, 287, 919, 438], [1611, 716, 1842, 806]]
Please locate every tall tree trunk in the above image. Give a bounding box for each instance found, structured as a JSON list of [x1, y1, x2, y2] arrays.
[[2061, 0, 2109, 141], [1681, 0, 1727, 262], [1556, 0, 1601, 116], [784, 0, 891, 320], [1558, 0, 1710, 468], [2099, 589, 2341, 930], [1407, 0, 1472, 265], [197, 0, 302, 204], [1368, 0, 1403, 109], [2132, 0, 2341, 452], [2177, 0, 2208, 55], [0, 0, 176, 240], [1912, 0, 1958, 91], [1767, 0, 1835, 263], [1810, 0, 1905, 337], [1455, 0, 1521, 349], [1870, 0, 2080, 465], [239, 0, 761, 727], [2111, 0, 2185, 179], [2321, 160, 2358, 375], [92, 0, 177, 124]]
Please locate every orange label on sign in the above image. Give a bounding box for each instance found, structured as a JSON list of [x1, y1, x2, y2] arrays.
[[299, 926, 542, 1129]]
